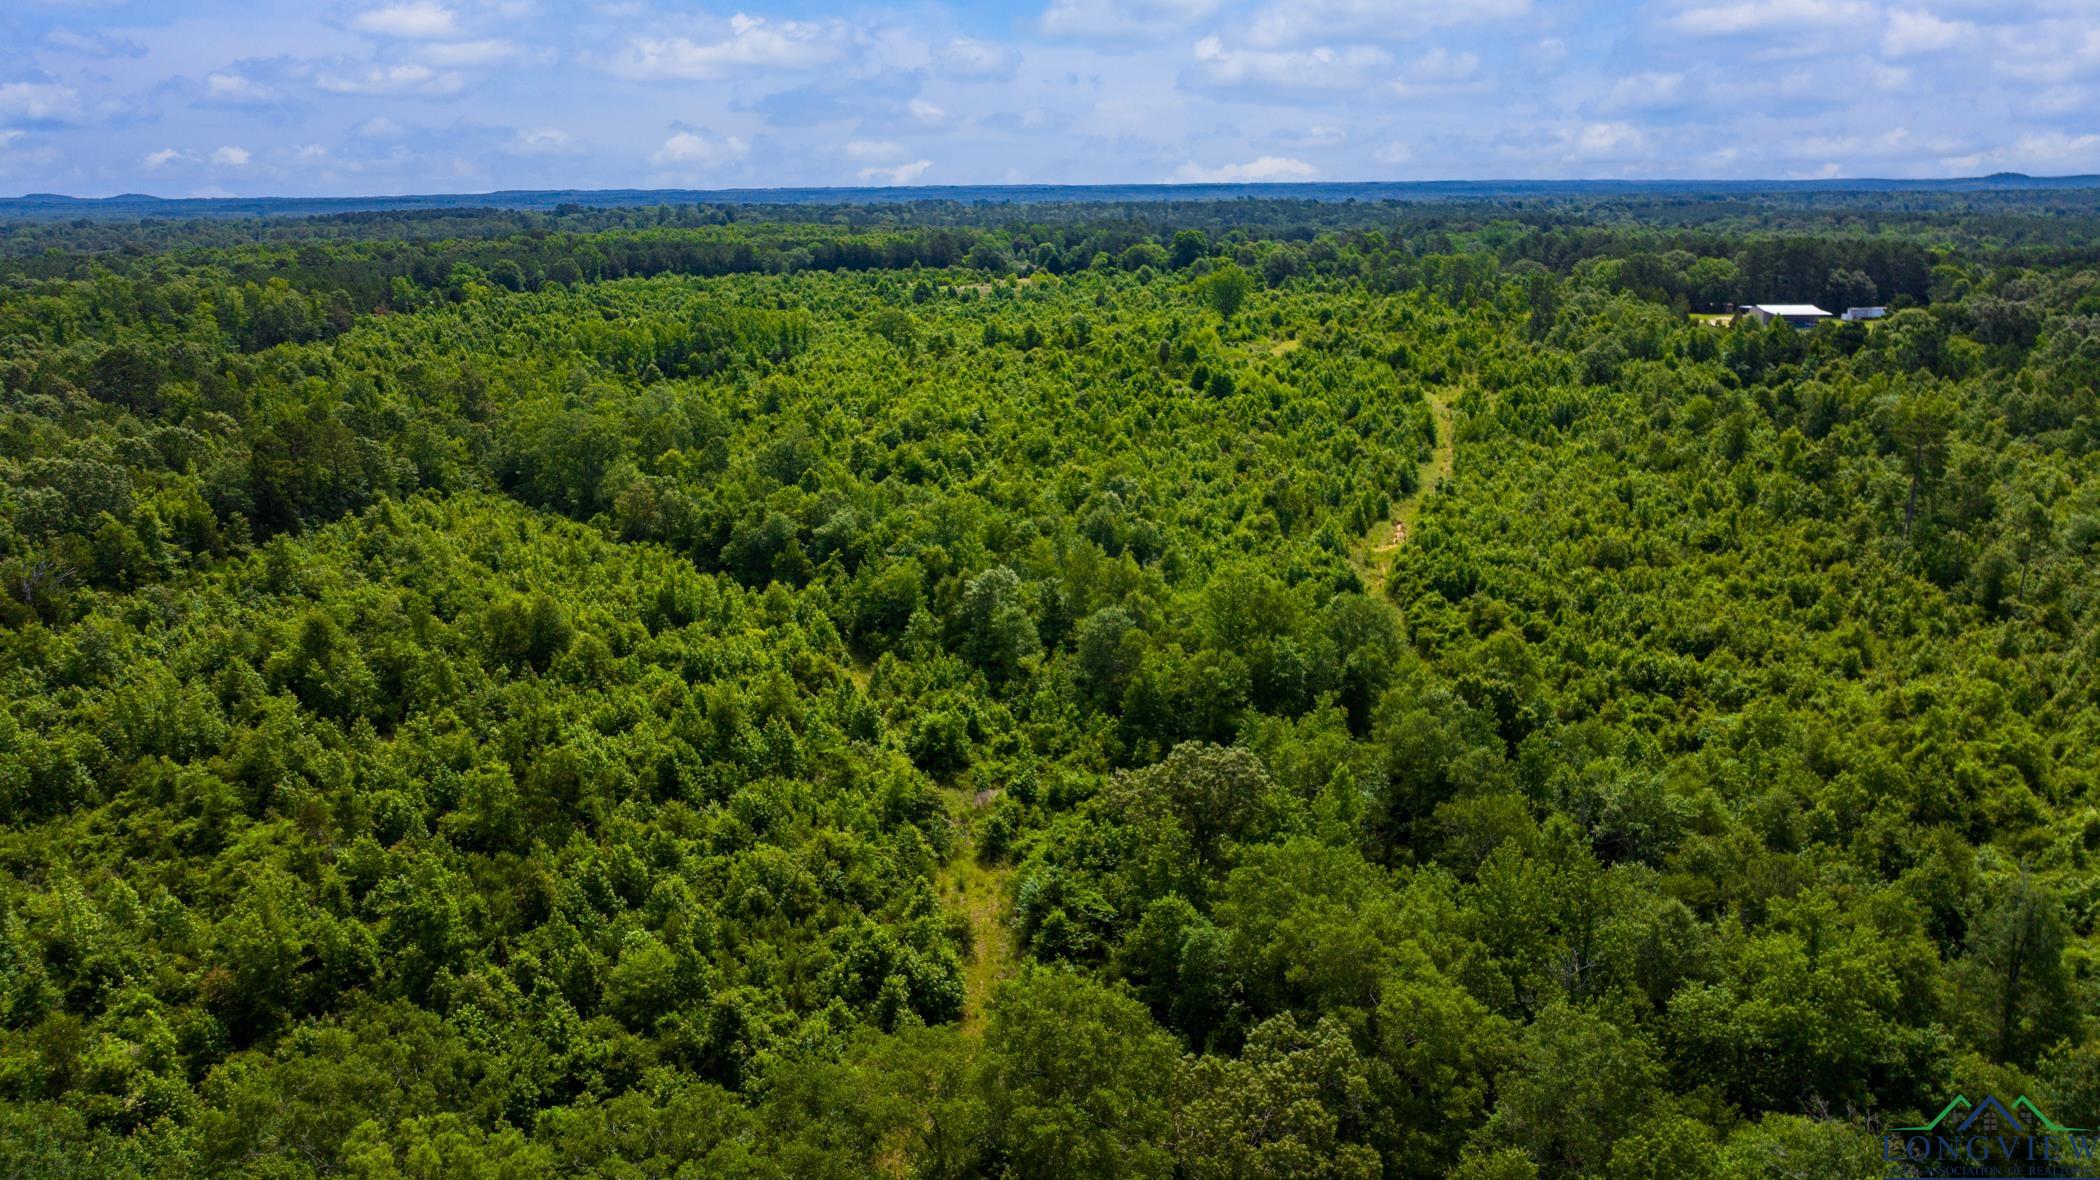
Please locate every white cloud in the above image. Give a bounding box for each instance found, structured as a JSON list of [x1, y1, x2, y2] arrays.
[[1665, 0, 1874, 36], [857, 158, 931, 184], [1186, 36, 1391, 95], [1391, 47, 1482, 94], [1280, 124, 1348, 147], [1786, 127, 1967, 163], [1590, 71, 1685, 114], [43, 27, 145, 58], [0, 130, 51, 178], [1041, 0, 1221, 41], [357, 116, 406, 139], [1992, 20, 2100, 84], [2010, 130, 2100, 162], [508, 127, 584, 155], [353, 3, 460, 39], [1375, 141, 1412, 165], [1869, 63, 1912, 90], [203, 72, 281, 105], [1560, 122, 1646, 159], [933, 37, 1019, 81], [610, 15, 849, 80], [908, 98, 952, 125], [1245, 0, 1528, 47], [211, 145, 252, 166], [1883, 11, 1971, 56], [649, 130, 750, 168], [2018, 84, 2093, 117], [0, 81, 84, 123], [1171, 155, 1317, 182], [845, 139, 906, 161], [142, 148, 193, 169], [316, 64, 466, 95], [417, 40, 524, 67]]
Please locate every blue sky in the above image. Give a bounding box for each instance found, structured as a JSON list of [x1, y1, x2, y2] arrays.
[[3, 0, 2098, 196]]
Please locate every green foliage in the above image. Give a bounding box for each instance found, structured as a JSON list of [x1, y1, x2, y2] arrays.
[[1195, 264, 1255, 320], [3, 195, 2099, 1175], [981, 969, 1178, 1179]]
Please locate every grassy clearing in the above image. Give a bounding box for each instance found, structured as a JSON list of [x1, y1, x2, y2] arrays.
[[1353, 384, 1457, 600], [936, 785, 1018, 1036]]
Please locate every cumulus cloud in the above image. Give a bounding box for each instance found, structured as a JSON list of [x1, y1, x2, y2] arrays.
[[43, 27, 147, 58], [143, 147, 193, 169], [1244, 0, 1528, 47], [933, 37, 1020, 81], [211, 145, 252, 166], [845, 139, 907, 161], [742, 70, 927, 127], [857, 158, 931, 185], [0, 81, 85, 124], [1992, 20, 2100, 85], [1185, 36, 1391, 96], [507, 127, 584, 155], [1041, 0, 1221, 42], [1280, 124, 1348, 147], [649, 129, 750, 169], [0, 130, 52, 179], [1883, 11, 1971, 56], [317, 64, 466, 96], [417, 40, 526, 67], [1560, 122, 1646, 158], [2009, 130, 2100, 163], [1663, 0, 1874, 36], [1390, 47, 1483, 95], [201, 71, 282, 105], [1589, 71, 1686, 115], [610, 15, 849, 81], [1171, 155, 1317, 182], [353, 3, 460, 39]]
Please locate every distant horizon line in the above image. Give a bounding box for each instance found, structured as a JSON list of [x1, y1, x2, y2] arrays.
[[17, 171, 2100, 200], [8, 172, 2100, 218]]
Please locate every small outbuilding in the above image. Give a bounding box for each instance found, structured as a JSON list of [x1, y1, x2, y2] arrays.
[[1842, 306, 1888, 322], [1744, 304, 1833, 328]]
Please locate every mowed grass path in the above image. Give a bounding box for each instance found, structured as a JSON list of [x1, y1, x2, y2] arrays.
[[1355, 383, 1457, 600], [936, 786, 1017, 1036]]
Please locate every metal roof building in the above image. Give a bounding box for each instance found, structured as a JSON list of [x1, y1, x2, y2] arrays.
[[1744, 304, 1832, 328]]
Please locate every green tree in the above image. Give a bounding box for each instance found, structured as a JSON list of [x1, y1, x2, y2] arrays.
[[982, 969, 1179, 1180], [1195, 264, 1255, 320]]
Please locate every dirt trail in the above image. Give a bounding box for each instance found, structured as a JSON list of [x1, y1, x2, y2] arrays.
[[1355, 385, 1457, 599], [934, 785, 1017, 1036], [849, 651, 1016, 1034]]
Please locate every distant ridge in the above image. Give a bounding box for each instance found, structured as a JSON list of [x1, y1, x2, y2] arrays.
[[5, 175, 2100, 222]]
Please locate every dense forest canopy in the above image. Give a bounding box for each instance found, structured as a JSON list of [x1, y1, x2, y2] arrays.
[[2, 191, 2098, 1177]]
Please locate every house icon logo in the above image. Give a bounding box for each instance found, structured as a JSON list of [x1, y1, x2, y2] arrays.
[[1885, 1094, 2099, 1178]]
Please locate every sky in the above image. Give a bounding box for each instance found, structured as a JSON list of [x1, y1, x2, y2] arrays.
[[3, 0, 2099, 197]]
